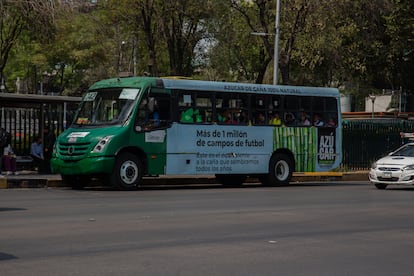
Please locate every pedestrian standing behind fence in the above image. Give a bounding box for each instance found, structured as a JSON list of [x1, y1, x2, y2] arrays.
[[0, 128, 8, 177], [43, 127, 56, 173], [3, 143, 18, 175], [30, 137, 45, 174]]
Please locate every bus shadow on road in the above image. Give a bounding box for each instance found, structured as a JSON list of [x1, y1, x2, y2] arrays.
[[289, 181, 370, 187], [72, 181, 370, 192], [0, 207, 27, 212]]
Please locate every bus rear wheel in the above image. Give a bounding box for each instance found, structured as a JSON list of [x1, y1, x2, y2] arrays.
[[260, 153, 293, 186], [110, 153, 143, 190], [215, 174, 247, 187]]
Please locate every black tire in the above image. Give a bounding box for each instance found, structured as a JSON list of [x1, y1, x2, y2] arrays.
[[215, 174, 247, 187], [375, 183, 388, 190], [260, 153, 293, 186], [61, 174, 90, 190], [110, 153, 143, 190]]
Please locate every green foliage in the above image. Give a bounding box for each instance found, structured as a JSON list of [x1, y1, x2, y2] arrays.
[[385, 0, 414, 90], [1, 0, 413, 100]]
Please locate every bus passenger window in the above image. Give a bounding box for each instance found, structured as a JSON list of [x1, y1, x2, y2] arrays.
[[179, 94, 196, 123], [136, 94, 171, 131], [269, 112, 282, 126], [136, 97, 158, 130], [147, 98, 160, 127], [254, 112, 266, 125], [180, 105, 200, 123], [223, 110, 237, 124], [313, 113, 324, 127], [238, 111, 248, 125], [284, 113, 296, 126], [195, 94, 212, 124], [326, 116, 337, 127], [299, 112, 311, 126]]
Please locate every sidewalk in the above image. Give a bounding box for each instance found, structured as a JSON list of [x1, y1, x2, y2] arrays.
[[0, 171, 369, 189]]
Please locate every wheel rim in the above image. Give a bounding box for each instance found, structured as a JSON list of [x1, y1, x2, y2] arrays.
[[275, 160, 289, 181], [120, 160, 138, 185]]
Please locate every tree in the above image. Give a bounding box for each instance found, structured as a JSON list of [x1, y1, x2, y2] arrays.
[[101, 0, 162, 76], [160, 0, 213, 76], [48, 9, 113, 95], [2, 0, 412, 103], [385, 0, 414, 91], [225, 0, 275, 83], [0, 0, 58, 92], [211, 0, 319, 85], [102, 0, 213, 77]]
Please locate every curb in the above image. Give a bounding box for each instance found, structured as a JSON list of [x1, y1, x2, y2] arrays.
[[0, 171, 369, 189]]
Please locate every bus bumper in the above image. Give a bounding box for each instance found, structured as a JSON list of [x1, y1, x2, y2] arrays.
[[51, 156, 115, 175]]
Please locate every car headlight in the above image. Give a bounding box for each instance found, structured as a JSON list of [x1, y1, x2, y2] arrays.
[[403, 164, 414, 171], [92, 135, 113, 153], [371, 162, 377, 169]]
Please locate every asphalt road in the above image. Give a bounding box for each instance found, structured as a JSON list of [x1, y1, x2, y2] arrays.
[[1, 181, 414, 276]]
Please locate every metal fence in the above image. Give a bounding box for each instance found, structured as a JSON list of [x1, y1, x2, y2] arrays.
[[342, 119, 414, 170], [0, 94, 81, 156], [0, 105, 78, 156]]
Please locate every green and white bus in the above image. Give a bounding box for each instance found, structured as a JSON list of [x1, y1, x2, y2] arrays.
[[51, 77, 342, 189]]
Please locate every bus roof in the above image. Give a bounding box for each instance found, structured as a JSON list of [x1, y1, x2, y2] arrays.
[[89, 76, 339, 97], [162, 78, 339, 97]]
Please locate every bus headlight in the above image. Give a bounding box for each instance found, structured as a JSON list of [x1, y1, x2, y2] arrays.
[[92, 135, 113, 153]]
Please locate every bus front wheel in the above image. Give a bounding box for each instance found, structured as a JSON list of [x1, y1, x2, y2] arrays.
[[111, 153, 143, 190], [260, 153, 293, 186]]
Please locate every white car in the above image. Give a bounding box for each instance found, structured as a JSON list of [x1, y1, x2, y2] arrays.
[[369, 142, 414, 189]]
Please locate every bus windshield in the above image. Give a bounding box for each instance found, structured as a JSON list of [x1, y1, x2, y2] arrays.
[[73, 88, 140, 126]]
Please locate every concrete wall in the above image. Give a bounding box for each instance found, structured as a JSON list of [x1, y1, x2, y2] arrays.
[[365, 95, 393, 113]]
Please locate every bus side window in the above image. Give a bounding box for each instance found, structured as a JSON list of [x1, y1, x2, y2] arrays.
[[254, 112, 266, 125], [157, 96, 171, 125], [216, 93, 248, 125], [136, 93, 171, 131], [195, 94, 213, 124], [150, 94, 171, 128], [284, 113, 296, 126], [179, 93, 202, 123]]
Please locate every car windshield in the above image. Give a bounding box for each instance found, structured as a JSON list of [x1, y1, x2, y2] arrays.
[[73, 88, 140, 126], [391, 144, 414, 157]]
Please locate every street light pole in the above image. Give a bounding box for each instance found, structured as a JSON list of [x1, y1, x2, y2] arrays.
[[274, 0, 280, 85], [250, 0, 281, 85], [0, 77, 5, 93], [369, 95, 376, 118]]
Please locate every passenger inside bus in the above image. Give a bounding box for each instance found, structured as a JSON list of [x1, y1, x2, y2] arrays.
[[284, 113, 296, 126], [269, 112, 282, 126], [223, 110, 237, 124], [313, 113, 324, 127], [254, 112, 266, 125], [137, 97, 160, 130], [238, 111, 249, 125], [146, 97, 159, 126], [299, 112, 311, 126], [326, 117, 337, 127], [180, 104, 201, 123]]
